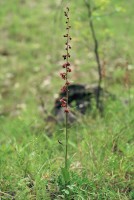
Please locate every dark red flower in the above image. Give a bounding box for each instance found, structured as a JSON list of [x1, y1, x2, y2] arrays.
[[60, 73, 66, 80], [62, 63, 66, 68], [62, 62, 70, 68], [64, 108, 69, 113], [62, 55, 67, 60], [67, 68, 71, 72], [60, 98, 67, 107], [61, 85, 67, 92], [66, 81, 70, 86]]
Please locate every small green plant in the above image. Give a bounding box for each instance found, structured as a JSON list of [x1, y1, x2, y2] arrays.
[[59, 6, 72, 191]]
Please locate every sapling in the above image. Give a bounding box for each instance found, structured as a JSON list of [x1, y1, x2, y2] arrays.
[[84, 0, 102, 113]]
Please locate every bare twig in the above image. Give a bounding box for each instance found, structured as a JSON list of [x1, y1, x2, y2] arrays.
[[84, 0, 102, 112]]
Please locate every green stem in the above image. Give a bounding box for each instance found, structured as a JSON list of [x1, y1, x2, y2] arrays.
[[65, 112, 68, 170], [65, 9, 70, 183]]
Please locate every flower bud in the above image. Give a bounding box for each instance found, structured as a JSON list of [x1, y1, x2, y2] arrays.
[[64, 108, 69, 113]]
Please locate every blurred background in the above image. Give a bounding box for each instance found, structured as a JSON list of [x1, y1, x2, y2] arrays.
[[0, 0, 134, 124]]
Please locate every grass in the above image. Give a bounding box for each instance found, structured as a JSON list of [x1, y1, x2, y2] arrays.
[[0, 0, 134, 199]]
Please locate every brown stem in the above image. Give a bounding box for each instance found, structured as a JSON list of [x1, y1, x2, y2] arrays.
[[84, 0, 102, 112]]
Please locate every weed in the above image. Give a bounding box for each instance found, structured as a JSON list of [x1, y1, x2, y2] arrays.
[[59, 6, 72, 196]]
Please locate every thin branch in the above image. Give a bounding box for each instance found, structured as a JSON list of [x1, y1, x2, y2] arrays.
[[84, 0, 102, 112]]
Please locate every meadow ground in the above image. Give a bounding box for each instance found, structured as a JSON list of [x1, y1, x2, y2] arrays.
[[0, 0, 134, 199]]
